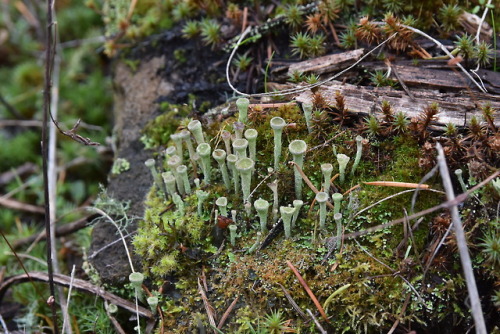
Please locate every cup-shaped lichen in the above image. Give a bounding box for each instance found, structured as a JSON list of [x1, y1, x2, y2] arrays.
[[227, 154, 239, 195], [212, 149, 231, 189], [289, 139, 307, 200], [291, 199, 303, 228], [188, 120, 205, 145], [302, 102, 313, 133], [254, 198, 270, 233], [196, 143, 212, 184], [162, 172, 177, 196], [196, 189, 209, 216], [315, 191, 329, 230], [232, 138, 248, 158], [321, 163, 333, 194], [280, 206, 296, 239], [247, 231, 262, 254], [332, 192, 343, 215], [236, 97, 250, 124], [147, 296, 159, 314], [270, 117, 286, 171], [244, 128, 258, 161], [337, 153, 350, 184], [176, 164, 191, 194], [179, 129, 196, 165], [233, 121, 245, 139], [167, 155, 184, 195], [216, 196, 228, 216], [165, 146, 176, 157], [351, 135, 364, 176], [170, 132, 184, 163], [334, 212, 342, 249], [145, 159, 163, 192], [129, 272, 144, 301], [236, 157, 255, 203], [455, 169, 467, 193], [268, 180, 279, 223]]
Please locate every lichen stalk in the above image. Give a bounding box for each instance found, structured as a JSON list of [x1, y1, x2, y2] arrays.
[[227, 154, 239, 195], [244, 128, 258, 161], [233, 121, 245, 139], [321, 163, 333, 194], [236, 157, 255, 204], [334, 212, 342, 249], [188, 120, 205, 145], [337, 154, 350, 184], [167, 155, 184, 195], [291, 199, 303, 228], [172, 193, 185, 216], [254, 198, 270, 233], [455, 169, 467, 193], [247, 232, 262, 254], [196, 143, 212, 184], [289, 139, 307, 200], [221, 130, 232, 154], [270, 117, 286, 171], [351, 136, 364, 176], [332, 193, 343, 215], [302, 102, 313, 133], [177, 164, 191, 194], [162, 172, 177, 196], [316, 192, 329, 230], [236, 97, 250, 124], [170, 132, 184, 163], [145, 159, 163, 193], [232, 138, 248, 158], [129, 272, 145, 302], [165, 146, 176, 157], [229, 224, 238, 246], [212, 149, 231, 189], [268, 180, 279, 223], [179, 129, 197, 166], [280, 206, 296, 239], [196, 189, 209, 216]]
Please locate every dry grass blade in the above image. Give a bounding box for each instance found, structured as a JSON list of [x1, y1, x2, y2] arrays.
[[387, 293, 411, 334], [435, 143, 486, 334], [198, 278, 217, 330], [363, 181, 429, 189], [286, 260, 329, 322], [306, 309, 327, 334], [217, 296, 239, 329]]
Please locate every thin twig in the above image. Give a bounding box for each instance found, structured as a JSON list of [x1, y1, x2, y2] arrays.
[[289, 161, 334, 209], [435, 143, 486, 334], [0, 313, 9, 334], [386, 293, 411, 334], [0, 272, 153, 318], [61, 265, 76, 334], [198, 278, 217, 330]]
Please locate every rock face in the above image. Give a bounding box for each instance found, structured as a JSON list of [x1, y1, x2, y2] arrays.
[[89, 31, 233, 283]]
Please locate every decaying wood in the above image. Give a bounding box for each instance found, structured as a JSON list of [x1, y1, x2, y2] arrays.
[[274, 49, 365, 79], [0, 272, 153, 318], [293, 80, 500, 127]]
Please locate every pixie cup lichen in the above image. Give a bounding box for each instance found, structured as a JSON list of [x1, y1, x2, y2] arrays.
[[227, 154, 239, 195], [315, 191, 329, 230], [321, 163, 333, 194], [244, 128, 258, 161], [216, 196, 228, 216], [229, 224, 238, 246], [302, 102, 313, 133], [196, 143, 212, 184], [170, 132, 184, 163], [270, 117, 286, 171], [337, 153, 350, 184], [254, 198, 270, 233], [221, 130, 232, 154], [332, 192, 343, 215], [236, 157, 255, 203], [232, 138, 248, 158], [236, 97, 250, 124], [289, 139, 307, 200], [280, 206, 296, 239], [291, 199, 303, 228], [176, 164, 191, 194], [212, 149, 231, 189], [351, 135, 364, 176], [145, 159, 163, 192], [188, 119, 205, 145]]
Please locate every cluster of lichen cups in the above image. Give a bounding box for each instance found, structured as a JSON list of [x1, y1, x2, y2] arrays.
[[144, 99, 366, 251]]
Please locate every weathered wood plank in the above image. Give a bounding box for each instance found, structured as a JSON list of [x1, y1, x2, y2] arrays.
[[294, 80, 500, 127]]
